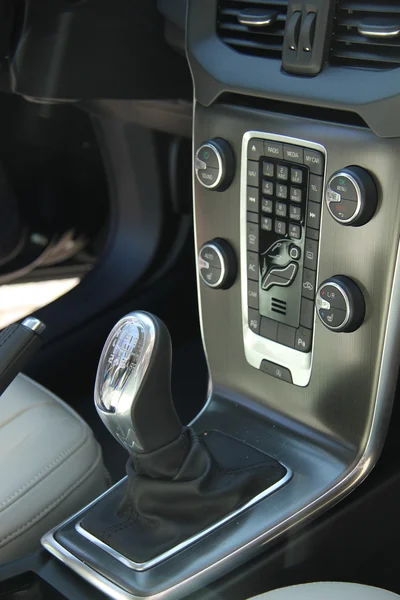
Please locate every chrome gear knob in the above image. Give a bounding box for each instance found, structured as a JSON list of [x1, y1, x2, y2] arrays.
[[94, 311, 182, 455]]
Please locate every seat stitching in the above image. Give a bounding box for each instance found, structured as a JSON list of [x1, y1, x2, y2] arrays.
[[0, 421, 90, 511], [0, 445, 103, 547]]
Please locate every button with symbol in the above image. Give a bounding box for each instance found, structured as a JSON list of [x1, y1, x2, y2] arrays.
[[248, 309, 261, 334], [202, 267, 221, 286], [295, 327, 312, 352], [319, 285, 347, 311], [260, 360, 293, 383], [307, 201, 321, 229], [247, 252, 259, 281], [289, 245, 301, 260], [329, 199, 357, 222], [304, 238, 318, 270], [247, 160, 260, 186], [248, 279, 259, 309], [247, 187, 259, 212], [302, 268, 316, 300], [248, 139, 264, 160], [309, 174, 323, 203], [247, 222, 259, 251]]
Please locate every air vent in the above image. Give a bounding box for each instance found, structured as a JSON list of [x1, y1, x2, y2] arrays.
[[271, 297, 287, 315], [331, 1, 400, 69], [217, 0, 288, 59]]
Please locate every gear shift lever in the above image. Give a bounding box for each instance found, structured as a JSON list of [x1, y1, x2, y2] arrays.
[[94, 311, 182, 455], [80, 311, 287, 567]]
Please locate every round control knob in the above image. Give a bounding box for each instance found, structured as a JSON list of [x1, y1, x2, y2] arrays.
[[198, 239, 237, 289], [195, 138, 235, 191], [316, 276, 365, 333], [326, 166, 377, 226]]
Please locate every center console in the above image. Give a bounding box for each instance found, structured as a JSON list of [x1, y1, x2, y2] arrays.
[[9, 1, 400, 599]]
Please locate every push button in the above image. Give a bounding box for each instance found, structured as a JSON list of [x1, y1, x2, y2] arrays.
[[284, 145, 304, 164], [304, 238, 318, 270], [309, 174, 323, 203], [248, 139, 264, 160], [264, 141, 283, 159], [197, 145, 219, 168], [200, 246, 222, 269], [261, 262, 298, 291], [329, 199, 358, 222], [329, 175, 358, 201], [247, 252, 259, 280], [318, 307, 347, 329], [248, 309, 261, 334], [260, 360, 293, 383], [247, 222, 259, 251], [276, 165, 289, 181], [263, 162, 274, 177], [247, 211, 259, 224], [277, 323, 296, 348], [201, 267, 222, 286], [300, 297, 315, 329], [247, 160, 260, 186], [291, 168, 303, 184], [302, 268, 316, 300], [295, 327, 312, 352], [262, 180, 274, 196], [260, 317, 278, 341], [319, 285, 347, 311], [248, 279, 259, 309], [247, 187, 259, 212], [304, 149, 324, 175], [307, 201, 321, 229], [261, 199, 273, 214], [197, 167, 220, 187], [289, 205, 302, 221], [289, 223, 301, 240]]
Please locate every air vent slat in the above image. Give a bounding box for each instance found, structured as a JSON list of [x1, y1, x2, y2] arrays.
[[218, 0, 288, 59], [331, 0, 400, 69]]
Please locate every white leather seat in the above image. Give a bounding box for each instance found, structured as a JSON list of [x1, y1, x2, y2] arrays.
[[0, 374, 108, 563], [249, 583, 400, 599]]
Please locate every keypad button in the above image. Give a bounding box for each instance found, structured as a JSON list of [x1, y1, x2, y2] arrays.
[[261, 198, 273, 214], [277, 323, 296, 348], [260, 317, 278, 341], [275, 220, 287, 236], [263, 162, 274, 177], [247, 160, 259, 186], [289, 223, 301, 239], [247, 252, 259, 281], [309, 174, 323, 203], [247, 187, 259, 212], [248, 139, 264, 160], [247, 222, 259, 251], [290, 187, 302, 203], [261, 217, 272, 232], [276, 165, 289, 181], [304, 238, 318, 270], [304, 149, 324, 175], [289, 205, 302, 221], [275, 202, 287, 218], [300, 297, 315, 329], [262, 180, 274, 196], [248, 309, 261, 334], [291, 168, 303, 184], [276, 184, 288, 199], [248, 279, 259, 309], [264, 141, 283, 159], [284, 145, 304, 164], [307, 201, 321, 230], [260, 360, 293, 383], [295, 327, 312, 353], [302, 268, 316, 300]]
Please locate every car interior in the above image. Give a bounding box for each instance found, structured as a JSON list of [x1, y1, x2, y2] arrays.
[[1, 0, 400, 599]]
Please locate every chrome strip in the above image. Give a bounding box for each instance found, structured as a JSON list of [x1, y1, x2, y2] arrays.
[[74, 467, 291, 572], [241, 131, 327, 387]]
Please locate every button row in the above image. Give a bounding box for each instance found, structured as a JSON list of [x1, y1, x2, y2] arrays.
[[260, 199, 303, 219], [257, 218, 301, 239], [263, 162, 303, 184], [248, 139, 324, 176], [248, 308, 312, 353], [262, 180, 303, 202]]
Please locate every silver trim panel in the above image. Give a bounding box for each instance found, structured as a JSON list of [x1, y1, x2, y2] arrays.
[[241, 131, 327, 387]]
